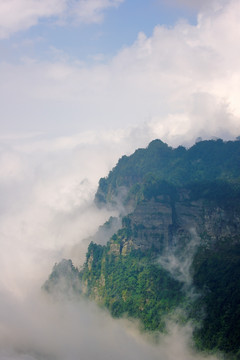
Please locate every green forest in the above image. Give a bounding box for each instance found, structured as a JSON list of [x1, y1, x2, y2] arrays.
[[81, 243, 184, 332], [44, 138, 240, 359]]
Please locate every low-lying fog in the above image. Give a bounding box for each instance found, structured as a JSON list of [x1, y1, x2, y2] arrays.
[[0, 131, 220, 360]]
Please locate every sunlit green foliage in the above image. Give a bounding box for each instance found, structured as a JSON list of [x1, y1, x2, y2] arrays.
[[81, 244, 184, 331]]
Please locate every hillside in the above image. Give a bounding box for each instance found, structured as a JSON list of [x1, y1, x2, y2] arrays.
[[95, 138, 240, 206], [44, 138, 240, 358]]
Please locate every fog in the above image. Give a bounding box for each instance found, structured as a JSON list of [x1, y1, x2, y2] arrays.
[[0, 130, 223, 360], [158, 229, 201, 287], [0, 291, 218, 360], [0, 0, 239, 358]]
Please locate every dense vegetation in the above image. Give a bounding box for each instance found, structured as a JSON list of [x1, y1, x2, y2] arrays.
[[192, 242, 240, 356], [81, 242, 184, 332], [95, 138, 240, 206], [45, 138, 240, 358]]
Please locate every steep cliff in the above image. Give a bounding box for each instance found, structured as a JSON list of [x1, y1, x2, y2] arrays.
[[44, 138, 240, 358], [102, 190, 240, 256]]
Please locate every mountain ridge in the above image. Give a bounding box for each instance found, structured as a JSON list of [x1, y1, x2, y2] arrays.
[[44, 138, 240, 358]]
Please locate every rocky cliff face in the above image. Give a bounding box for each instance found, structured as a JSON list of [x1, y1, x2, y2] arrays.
[[79, 188, 240, 355], [103, 190, 240, 259]]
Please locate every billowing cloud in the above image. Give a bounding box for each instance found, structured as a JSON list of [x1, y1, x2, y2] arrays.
[[0, 0, 239, 145], [0, 0, 124, 38]]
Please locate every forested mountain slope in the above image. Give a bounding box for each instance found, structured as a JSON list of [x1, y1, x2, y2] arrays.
[[44, 138, 240, 358], [95, 138, 240, 206]]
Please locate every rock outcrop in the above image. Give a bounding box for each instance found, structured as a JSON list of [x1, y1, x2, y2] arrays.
[[103, 190, 240, 258]]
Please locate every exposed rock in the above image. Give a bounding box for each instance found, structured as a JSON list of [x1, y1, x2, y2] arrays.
[[109, 240, 121, 255], [108, 191, 240, 257]]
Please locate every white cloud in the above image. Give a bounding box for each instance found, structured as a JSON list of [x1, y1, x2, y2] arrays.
[[0, 0, 240, 145], [0, 128, 152, 297], [0, 129, 222, 360], [69, 0, 124, 24], [0, 0, 124, 38], [0, 0, 65, 38]]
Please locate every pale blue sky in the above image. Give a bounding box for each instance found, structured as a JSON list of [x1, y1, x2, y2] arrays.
[[1, 0, 197, 64]]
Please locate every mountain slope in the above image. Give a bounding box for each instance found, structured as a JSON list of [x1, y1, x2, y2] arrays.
[[95, 138, 240, 206], [44, 138, 240, 358]]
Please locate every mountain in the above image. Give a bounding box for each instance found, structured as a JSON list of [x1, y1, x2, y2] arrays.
[[95, 138, 240, 206], [44, 138, 240, 358]]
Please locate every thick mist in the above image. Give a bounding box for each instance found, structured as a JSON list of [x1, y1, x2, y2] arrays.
[[0, 291, 218, 360], [0, 131, 222, 360], [0, 0, 239, 358]]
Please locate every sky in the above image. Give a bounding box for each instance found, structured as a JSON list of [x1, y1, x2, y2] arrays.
[[0, 0, 239, 358], [0, 0, 239, 142]]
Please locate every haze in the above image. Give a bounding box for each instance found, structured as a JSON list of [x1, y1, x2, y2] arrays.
[[0, 0, 239, 358]]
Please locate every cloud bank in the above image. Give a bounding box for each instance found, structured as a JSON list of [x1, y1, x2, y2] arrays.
[[0, 0, 239, 146], [0, 290, 219, 360]]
